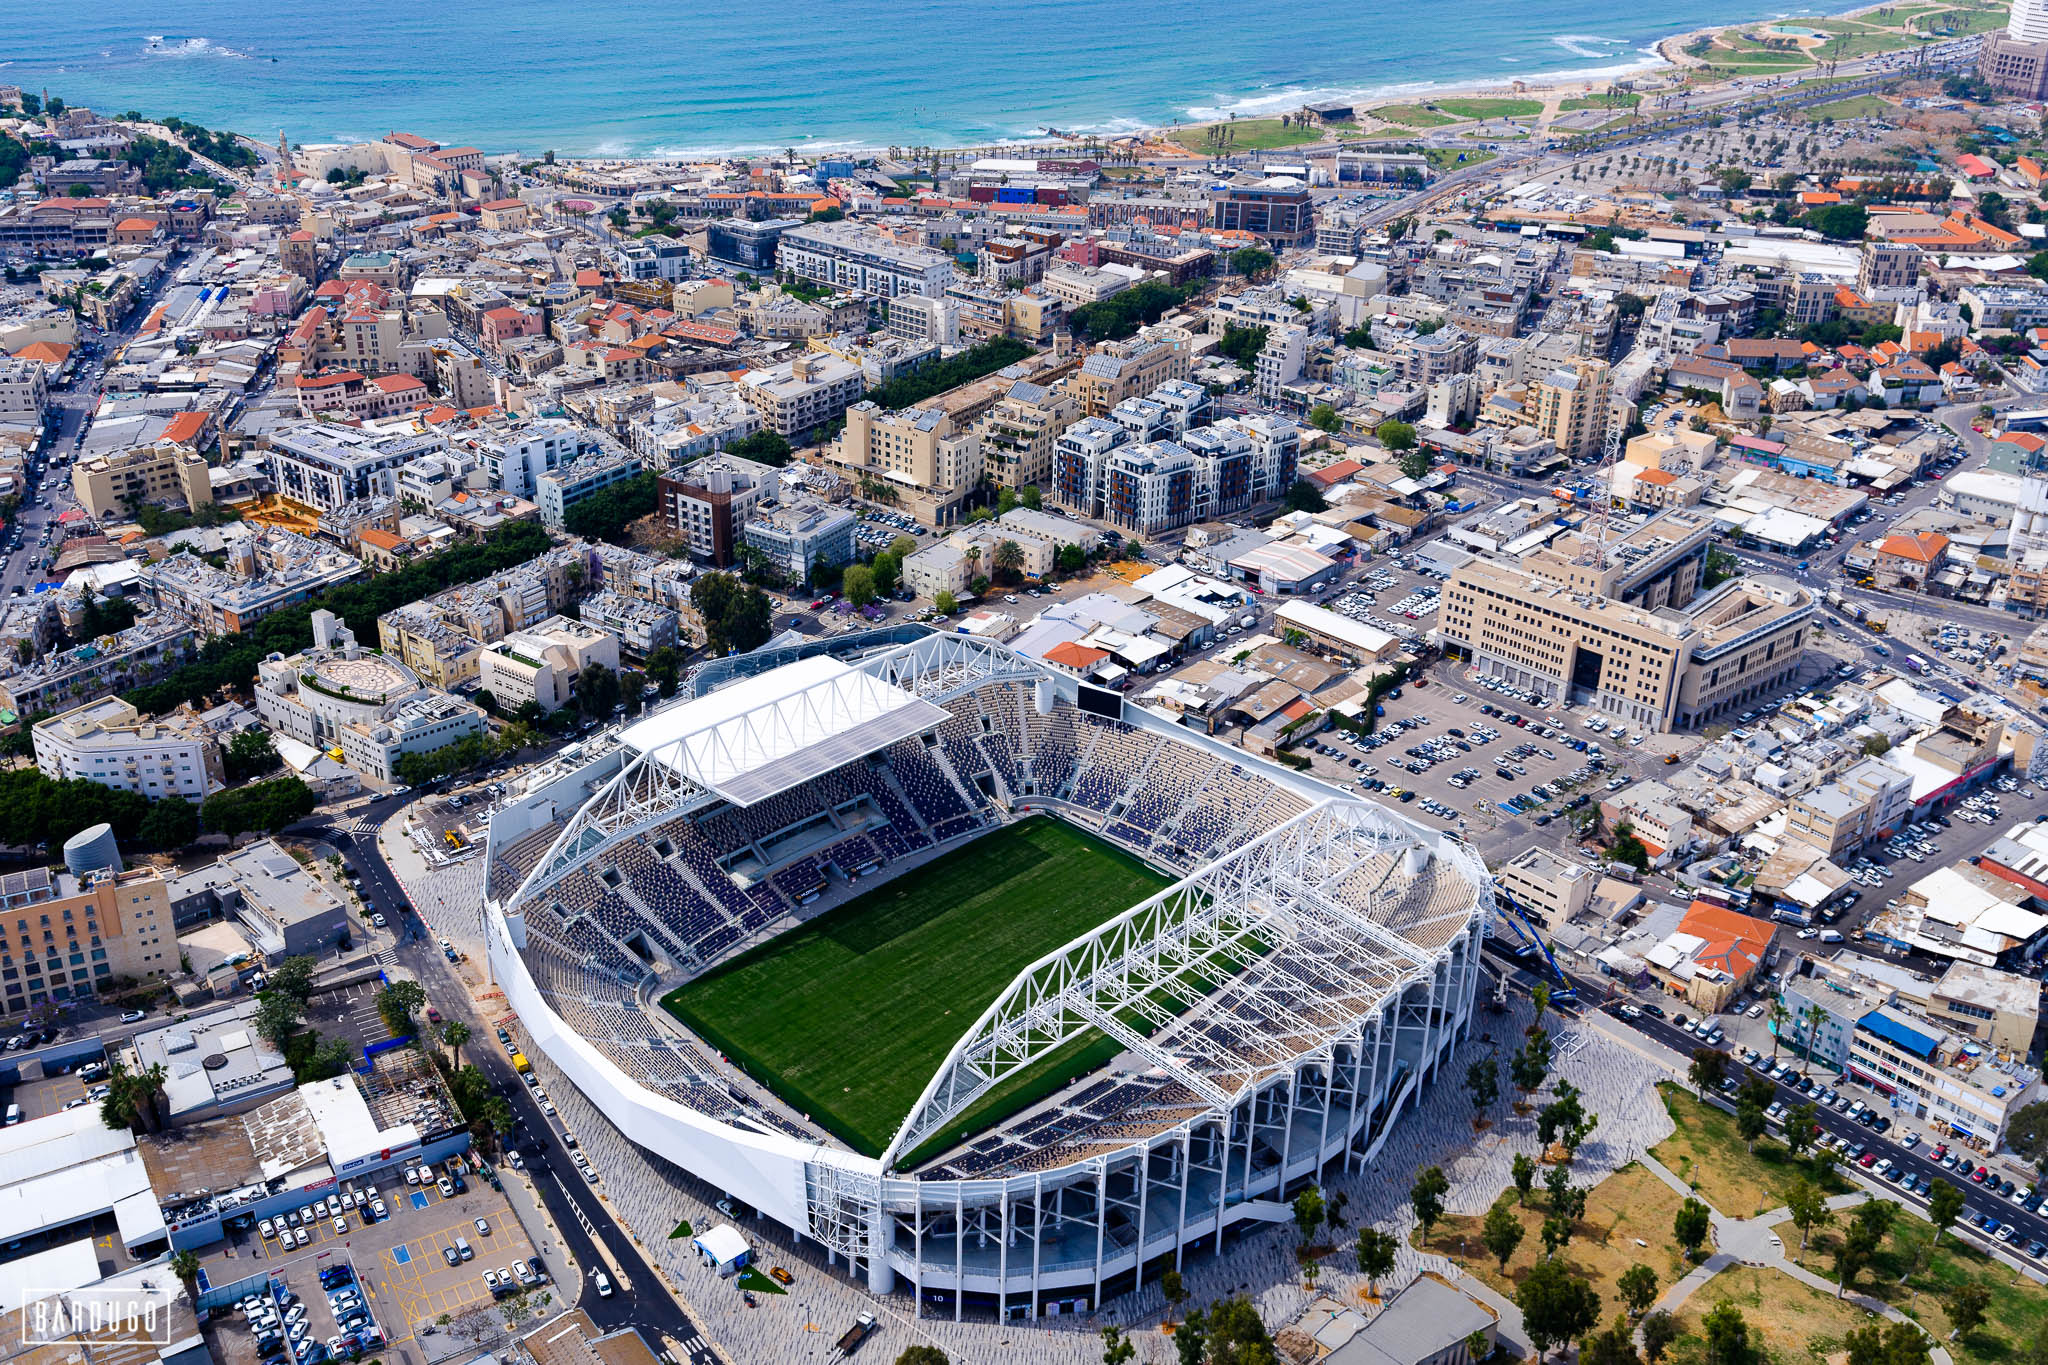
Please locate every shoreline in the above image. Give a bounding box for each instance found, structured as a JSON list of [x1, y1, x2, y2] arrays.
[[531, 0, 1909, 165]]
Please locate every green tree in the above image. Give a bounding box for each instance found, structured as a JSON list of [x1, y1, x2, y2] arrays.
[[991, 539, 1026, 585], [843, 563, 878, 607], [1400, 451, 1431, 480], [137, 796, 199, 850], [1466, 1057, 1498, 1114], [1376, 420, 1417, 453], [1516, 1259, 1601, 1361], [576, 663, 621, 719], [1927, 1179, 1965, 1244], [1511, 1152, 1537, 1205], [1160, 1269, 1187, 1323], [1410, 1165, 1450, 1243], [1674, 1197, 1712, 1260], [1541, 1212, 1574, 1258], [1833, 1221, 1879, 1297], [1483, 1200, 1525, 1270], [1174, 1307, 1208, 1365], [377, 980, 427, 1035], [690, 572, 774, 656], [1231, 246, 1277, 280], [1736, 1099, 1767, 1153], [201, 775, 317, 837], [1785, 1177, 1831, 1255], [1354, 1226, 1398, 1296], [1945, 1283, 1992, 1340], [1204, 1296, 1273, 1364], [268, 955, 318, 1006], [1689, 1047, 1728, 1092], [441, 1019, 472, 1071], [933, 590, 958, 614], [1284, 478, 1327, 513], [1617, 1265, 1658, 1319], [561, 471, 659, 544], [1292, 1186, 1326, 1246], [1701, 1301, 1757, 1365], [1511, 1027, 1552, 1092], [1215, 324, 1270, 370], [252, 991, 305, 1049], [1640, 1311, 1680, 1364], [723, 430, 793, 465], [1308, 404, 1342, 434], [1579, 1318, 1640, 1365], [1099, 1325, 1135, 1365]]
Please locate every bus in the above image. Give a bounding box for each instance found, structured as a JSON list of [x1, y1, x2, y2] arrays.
[[1904, 653, 1928, 674]]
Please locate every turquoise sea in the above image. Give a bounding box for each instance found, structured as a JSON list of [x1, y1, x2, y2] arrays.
[[7, 0, 1864, 156]]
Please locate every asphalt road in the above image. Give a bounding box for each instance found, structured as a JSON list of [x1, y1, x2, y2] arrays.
[[311, 813, 708, 1356], [1605, 1004, 2048, 1256]]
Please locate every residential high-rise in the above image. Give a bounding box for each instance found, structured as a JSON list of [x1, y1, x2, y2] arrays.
[[1529, 358, 1613, 462]]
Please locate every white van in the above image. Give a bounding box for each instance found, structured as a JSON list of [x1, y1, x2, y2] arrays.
[[1819, 929, 1844, 944], [3, 1104, 19, 1127]]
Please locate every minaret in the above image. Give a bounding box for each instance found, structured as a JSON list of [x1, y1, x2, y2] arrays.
[[277, 129, 291, 187]]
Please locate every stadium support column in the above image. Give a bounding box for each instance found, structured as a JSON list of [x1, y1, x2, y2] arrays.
[[867, 1203, 895, 1295], [955, 1184, 966, 1322], [1031, 1173, 1044, 1319], [1174, 1130, 1192, 1272]]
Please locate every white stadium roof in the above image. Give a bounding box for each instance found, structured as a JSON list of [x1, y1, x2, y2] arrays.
[[619, 654, 950, 807]]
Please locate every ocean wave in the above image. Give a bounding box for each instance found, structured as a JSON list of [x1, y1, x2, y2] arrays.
[[1553, 33, 1626, 58], [142, 36, 251, 60]]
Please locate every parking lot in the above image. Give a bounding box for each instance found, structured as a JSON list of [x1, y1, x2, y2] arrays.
[[1291, 675, 1636, 841], [202, 1151, 542, 1364]]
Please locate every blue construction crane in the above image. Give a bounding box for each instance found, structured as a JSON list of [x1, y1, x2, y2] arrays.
[[1486, 892, 1578, 1004]]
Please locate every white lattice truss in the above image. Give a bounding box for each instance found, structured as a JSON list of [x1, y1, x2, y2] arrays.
[[880, 799, 1489, 1170], [502, 631, 1045, 915]]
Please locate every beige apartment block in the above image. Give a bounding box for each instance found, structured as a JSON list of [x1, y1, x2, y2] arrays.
[[73, 444, 214, 520]]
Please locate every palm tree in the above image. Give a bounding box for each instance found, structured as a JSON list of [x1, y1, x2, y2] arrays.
[[1801, 1003, 1826, 1077], [992, 539, 1025, 582], [168, 1250, 201, 1300], [1768, 994, 1791, 1062], [442, 1020, 471, 1071]]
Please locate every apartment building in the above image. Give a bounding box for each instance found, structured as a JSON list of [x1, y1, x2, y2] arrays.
[[1209, 181, 1315, 246], [1927, 961, 2038, 1056], [1049, 415, 1131, 520], [1071, 334, 1191, 416], [1783, 756, 1914, 858], [265, 423, 445, 513], [613, 234, 690, 282], [741, 497, 857, 585], [976, 379, 1080, 489], [776, 221, 954, 300], [149, 529, 365, 635], [0, 359, 50, 422], [886, 293, 962, 348], [72, 442, 214, 520], [535, 450, 643, 530], [1529, 357, 1614, 461], [1103, 440, 1197, 538], [0, 865, 179, 1016], [0, 616, 195, 717], [478, 616, 620, 714], [455, 418, 589, 498], [377, 605, 486, 690], [656, 454, 782, 566], [1496, 846, 1595, 927], [579, 589, 680, 660], [33, 698, 224, 801], [1850, 1006, 2040, 1153], [740, 353, 866, 438], [256, 636, 486, 783], [705, 217, 800, 270], [1438, 518, 1815, 731], [829, 402, 984, 526]]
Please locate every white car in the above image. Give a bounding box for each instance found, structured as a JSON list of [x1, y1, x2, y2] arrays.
[[259, 1219, 276, 1239], [293, 1227, 310, 1247], [370, 1198, 388, 1219], [474, 1218, 490, 1236], [405, 1167, 421, 1185], [332, 1216, 348, 1235]]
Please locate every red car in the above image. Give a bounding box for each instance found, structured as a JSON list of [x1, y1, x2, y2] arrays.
[[1860, 1152, 1878, 1167]]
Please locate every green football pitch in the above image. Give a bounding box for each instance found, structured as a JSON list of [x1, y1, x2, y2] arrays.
[[660, 818, 1173, 1159]]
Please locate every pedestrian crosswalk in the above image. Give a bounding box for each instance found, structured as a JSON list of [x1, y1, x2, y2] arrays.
[[332, 816, 384, 837]]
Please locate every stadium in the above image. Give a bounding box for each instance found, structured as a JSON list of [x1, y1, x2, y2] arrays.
[[481, 630, 1490, 1318]]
